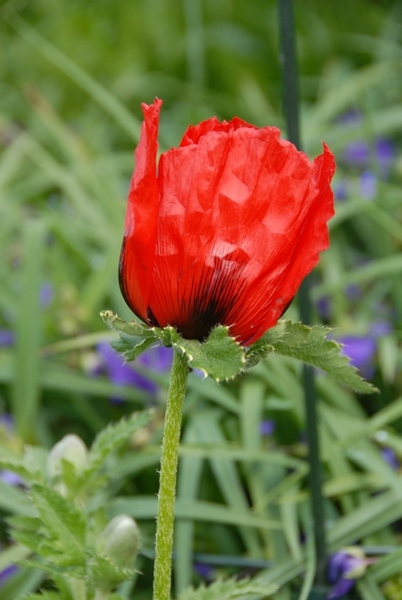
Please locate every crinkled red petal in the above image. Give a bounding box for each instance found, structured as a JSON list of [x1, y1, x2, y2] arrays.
[[119, 99, 162, 322], [120, 99, 335, 345]]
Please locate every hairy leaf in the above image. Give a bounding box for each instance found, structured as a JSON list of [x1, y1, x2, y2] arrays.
[[175, 326, 245, 381], [29, 485, 86, 565], [246, 320, 377, 394], [88, 410, 153, 474], [178, 577, 277, 600]]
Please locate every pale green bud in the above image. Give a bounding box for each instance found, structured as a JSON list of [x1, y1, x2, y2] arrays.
[[95, 515, 140, 570], [47, 434, 89, 481]]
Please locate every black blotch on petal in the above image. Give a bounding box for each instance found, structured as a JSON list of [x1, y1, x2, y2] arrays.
[[147, 305, 160, 327], [175, 259, 248, 341], [180, 297, 228, 341]]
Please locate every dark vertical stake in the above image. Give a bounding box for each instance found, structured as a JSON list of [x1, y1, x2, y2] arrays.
[[278, 0, 327, 587]]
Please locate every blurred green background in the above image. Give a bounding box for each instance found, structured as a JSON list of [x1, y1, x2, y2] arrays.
[[1, 0, 402, 598]]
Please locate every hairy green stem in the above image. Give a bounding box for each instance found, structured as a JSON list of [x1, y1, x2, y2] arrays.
[[153, 349, 189, 600]]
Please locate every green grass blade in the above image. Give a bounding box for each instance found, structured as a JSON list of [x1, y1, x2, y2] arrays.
[[5, 10, 141, 142], [11, 219, 46, 443]]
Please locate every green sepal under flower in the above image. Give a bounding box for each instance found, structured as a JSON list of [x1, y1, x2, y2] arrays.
[[100, 311, 377, 393], [101, 310, 245, 381]]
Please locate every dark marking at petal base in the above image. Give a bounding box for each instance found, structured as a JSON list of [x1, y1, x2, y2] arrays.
[[173, 259, 248, 341], [118, 236, 130, 305], [280, 296, 294, 317], [146, 306, 160, 327]]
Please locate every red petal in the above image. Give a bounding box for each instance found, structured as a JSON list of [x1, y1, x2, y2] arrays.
[[120, 101, 335, 345], [226, 143, 336, 344], [180, 116, 257, 147], [147, 125, 334, 343], [119, 99, 162, 321]]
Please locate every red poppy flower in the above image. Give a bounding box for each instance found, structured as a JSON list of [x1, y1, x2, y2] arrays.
[[119, 98, 335, 346]]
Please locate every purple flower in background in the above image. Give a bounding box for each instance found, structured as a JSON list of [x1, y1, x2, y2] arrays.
[[0, 414, 14, 430], [338, 335, 377, 379], [343, 136, 394, 174], [343, 140, 370, 168], [316, 295, 332, 321], [337, 111, 395, 213], [346, 283, 362, 302], [194, 562, 214, 582], [40, 282, 53, 308], [0, 470, 24, 486], [369, 320, 392, 337], [260, 419, 276, 437], [335, 108, 361, 126], [375, 137, 395, 178], [316, 284, 363, 322], [333, 180, 349, 202], [359, 170, 377, 199], [342, 134, 395, 198], [0, 415, 24, 487], [0, 564, 18, 587], [95, 342, 172, 402], [382, 447, 400, 470], [0, 329, 14, 346], [328, 548, 374, 599], [335, 320, 392, 380]]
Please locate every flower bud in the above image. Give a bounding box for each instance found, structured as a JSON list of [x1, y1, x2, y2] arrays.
[[47, 434, 89, 481], [95, 515, 140, 570]]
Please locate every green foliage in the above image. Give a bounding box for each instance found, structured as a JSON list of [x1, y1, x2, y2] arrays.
[[177, 577, 277, 600], [89, 554, 137, 591], [176, 326, 246, 382], [247, 320, 377, 394], [1, 413, 148, 598], [86, 409, 153, 475], [102, 311, 246, 381], [102, 311, 375, 391]]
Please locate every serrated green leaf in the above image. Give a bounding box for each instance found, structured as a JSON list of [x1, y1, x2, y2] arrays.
[[175, 326, 246, 381], [100, 311, 154, 339], [36, 544, 85, 569], [100, 310, 160, 361], [29, 485, 86, 565], [111, 336, 156, 362], [8, 515, 42, 531], [8, 515, 42, 551], [0, 460, 31, 481], [21, 555, 84, 580], [87, 410, 153, 476], [100, 310, 159, 361], [0, 544, 31, 572], [0, 446, 47, 484], [23, 446, 48, 481], [89, 554, 137, 589], [0, 478, 37, 516], [247, 321, 377, 394], [177, 577, 277, 600], [8, 529, 41, 552]]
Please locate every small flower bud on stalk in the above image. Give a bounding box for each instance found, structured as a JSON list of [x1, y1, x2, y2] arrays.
[[47, 434, 89, 495], [95, 515, 140, 570], [91, 515, 140, 594]]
